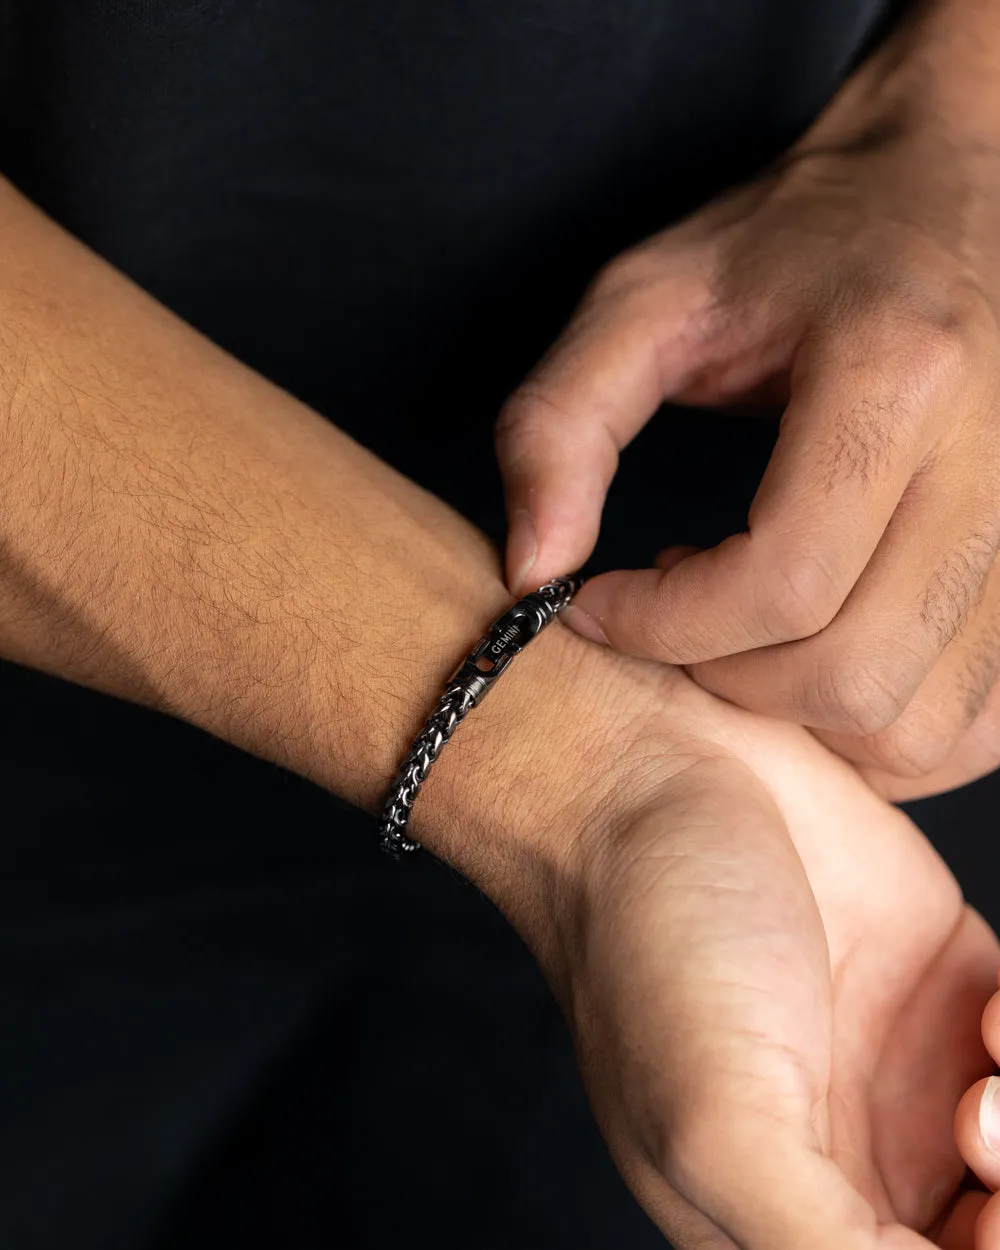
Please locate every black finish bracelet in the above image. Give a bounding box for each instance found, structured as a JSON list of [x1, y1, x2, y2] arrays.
[[377, 574, 582, 857]]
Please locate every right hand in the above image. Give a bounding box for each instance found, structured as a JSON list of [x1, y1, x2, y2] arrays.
[[475, 634, 999, 1249]]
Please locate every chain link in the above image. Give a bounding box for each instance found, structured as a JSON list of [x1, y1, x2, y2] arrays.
[[378, 575, 581, 856]]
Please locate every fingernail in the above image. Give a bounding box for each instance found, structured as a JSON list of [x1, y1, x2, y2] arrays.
[[980, 1076, 1000, 1153], [508, 509, 537, 592], [562, 604, 609, 647]]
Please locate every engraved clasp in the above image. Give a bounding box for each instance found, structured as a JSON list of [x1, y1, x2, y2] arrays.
[[451, 600, 548, 704]]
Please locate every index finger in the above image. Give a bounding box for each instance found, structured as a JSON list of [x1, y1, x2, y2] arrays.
[[569, 318, 960, 664]]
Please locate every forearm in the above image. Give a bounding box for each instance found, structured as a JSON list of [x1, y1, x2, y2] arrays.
[[805, 0, 1000, 146], [0, 177, 663, 901]]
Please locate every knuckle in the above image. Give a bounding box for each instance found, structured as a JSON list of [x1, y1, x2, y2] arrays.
[[758, 549, 842, 641], [806, 653, 915, 736], [628, 591, 687, 661], [495, 388, 537, 436], [495, 385, 568, 453], [905, 314, 970, 386], [863, 707, 960, 777], [493, 400, 531, 469], [875, 295, 982, 402], [586, 247, 659, 303], [830, 290, 984, 423]]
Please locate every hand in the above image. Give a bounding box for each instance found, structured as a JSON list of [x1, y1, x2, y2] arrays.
[[956, 979, 1000, 1242], [496, 5, 1000, 797], [479, 637, 998, 1249]]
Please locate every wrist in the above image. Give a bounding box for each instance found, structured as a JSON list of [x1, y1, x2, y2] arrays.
[[296, 553, 683, 937], [414, 621, 625, 864], [803, 0, 1000, 151], [385, 609, 690, 946]]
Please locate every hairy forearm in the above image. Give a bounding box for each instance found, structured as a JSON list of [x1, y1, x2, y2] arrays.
[[0, 177, 664, 898]]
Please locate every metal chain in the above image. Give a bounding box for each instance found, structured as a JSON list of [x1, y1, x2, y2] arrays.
[[377, 574, 581, 856]]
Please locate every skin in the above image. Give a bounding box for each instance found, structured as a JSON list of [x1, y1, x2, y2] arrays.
[[0, 69, 995, 1247], [549, 691, 1000, 1250], [498, 0, 1000, 796], [957, 983, 1000, 1245]]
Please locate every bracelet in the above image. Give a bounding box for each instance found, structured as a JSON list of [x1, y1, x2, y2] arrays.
[[377, 574, 582, 856]]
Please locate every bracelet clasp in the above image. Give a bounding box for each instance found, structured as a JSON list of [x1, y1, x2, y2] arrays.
[[453, 599, 549, 703]]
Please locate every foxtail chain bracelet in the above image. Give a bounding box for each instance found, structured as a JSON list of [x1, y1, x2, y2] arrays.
[[377, 574, 582, 856]]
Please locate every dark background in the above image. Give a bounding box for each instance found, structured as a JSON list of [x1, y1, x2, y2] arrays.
[[2, 1, 994, 1247]]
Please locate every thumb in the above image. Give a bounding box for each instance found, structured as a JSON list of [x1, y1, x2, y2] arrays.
[[662, 1111, 884, 1250], [695, 1126, 950, 1250], [588, 758, 947, 1250], [579, 759, 885, 1250], [496, 247, 714, 592]]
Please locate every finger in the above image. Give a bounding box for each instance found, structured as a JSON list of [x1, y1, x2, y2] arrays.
[[820, 566, 1000, 791], [984, 989, 1000, 1070], [936, 1190, 990, 1250], [658, 1110, 928, 1250], [567, 315, 960, 662], [956, 1079, 1000, 1193], [871, 907, 998, 1229], [605, 1148, 738, 1250], [496, 245, 714, 592], [858, 678, 1000, 800], [690, 450, 1000, 737], [975, 1192, 1000, 1250]]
